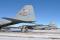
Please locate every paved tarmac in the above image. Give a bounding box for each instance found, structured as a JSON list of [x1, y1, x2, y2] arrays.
[[0, 31, 60, 40]]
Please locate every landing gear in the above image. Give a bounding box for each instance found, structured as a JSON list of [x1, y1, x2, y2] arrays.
[[21, 26, 28, 32], [0, 27, 2, 32]]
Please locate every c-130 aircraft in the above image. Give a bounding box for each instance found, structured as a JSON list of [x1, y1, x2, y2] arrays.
[[0, 5, 35, 30]]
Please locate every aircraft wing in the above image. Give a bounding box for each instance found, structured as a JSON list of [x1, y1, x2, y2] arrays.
[[0, 20, 12, 29], [0, 17, 35, 29], [2, 17, 35, 23]]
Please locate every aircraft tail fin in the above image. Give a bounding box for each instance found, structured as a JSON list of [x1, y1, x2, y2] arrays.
[[16, 5, 35, 21]]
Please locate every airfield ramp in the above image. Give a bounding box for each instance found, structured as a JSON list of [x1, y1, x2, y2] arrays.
[[0, 30, 60, 40]]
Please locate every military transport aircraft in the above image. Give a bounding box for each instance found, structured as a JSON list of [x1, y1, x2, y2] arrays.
[[0, 5, 35, 30]]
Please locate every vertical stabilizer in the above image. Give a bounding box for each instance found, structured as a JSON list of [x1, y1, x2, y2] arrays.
[[16, 5, 35, 21]]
